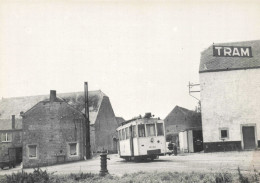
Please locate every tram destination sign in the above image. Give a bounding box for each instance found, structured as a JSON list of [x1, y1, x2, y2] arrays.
[[213, 46, 252, 57]]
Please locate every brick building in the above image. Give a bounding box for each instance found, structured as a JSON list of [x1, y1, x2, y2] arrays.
[[22, 91, 86, 168], [164, 106, 202, 152], [0, 115, 22, 164], [199, 40, 260, 152], [0, 89, 118, 167], [60, 91, 118, 153], [164, 106, 202, 137], [116, 117, 125, 126]]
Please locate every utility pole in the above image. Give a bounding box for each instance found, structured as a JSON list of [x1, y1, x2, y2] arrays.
[[84, 82, 91, 159]]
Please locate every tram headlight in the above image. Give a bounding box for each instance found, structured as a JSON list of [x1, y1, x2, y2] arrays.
[[150, 138, 154, 143]]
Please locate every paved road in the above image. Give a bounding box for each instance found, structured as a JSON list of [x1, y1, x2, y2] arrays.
[[0, 151, 259, 176]]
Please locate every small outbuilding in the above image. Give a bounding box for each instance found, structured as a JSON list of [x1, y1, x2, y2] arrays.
[[164, 106, 202, 152], [178, 128, 203, 153]]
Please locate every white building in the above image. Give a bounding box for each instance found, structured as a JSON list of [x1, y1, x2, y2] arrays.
[[199, 40, 260, 152]]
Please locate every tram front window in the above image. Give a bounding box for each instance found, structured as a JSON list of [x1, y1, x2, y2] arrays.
[[138, 124, 146, 137], [157, 123, 164, 136], [147, 123, 156, 137]]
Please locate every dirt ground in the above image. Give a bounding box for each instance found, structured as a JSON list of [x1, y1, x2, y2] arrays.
[[0, 151, 259, 176]]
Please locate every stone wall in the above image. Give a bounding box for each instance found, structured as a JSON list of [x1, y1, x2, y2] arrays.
[[22, 101, 85, 168], [94, 96, 118, 153], [0, 129, 22, 162]]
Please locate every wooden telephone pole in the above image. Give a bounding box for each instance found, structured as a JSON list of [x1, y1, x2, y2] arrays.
[[84, 82, 91, 159]]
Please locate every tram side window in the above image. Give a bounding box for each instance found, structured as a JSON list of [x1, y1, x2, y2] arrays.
[[118, 130, 121, 141], [138, 124, 146, 137], [146, 124, 156, 137], [157, 123, 164, 136], [132, 125, 137, 138], [122, 129, 126, 140], [120, 130, 123, 140], [126, 127, 129, 139]]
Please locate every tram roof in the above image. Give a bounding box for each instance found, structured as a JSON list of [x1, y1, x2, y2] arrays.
[[116, 117, 164, 130]]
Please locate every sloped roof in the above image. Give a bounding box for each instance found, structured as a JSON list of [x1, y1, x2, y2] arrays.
[[0, 90, 105, 125], [200, 40, 260, 73], [164, 105, 201, 134], [115, 117, 125, 126], [165, 106, 199, 118], [0, 118, 22, 130]]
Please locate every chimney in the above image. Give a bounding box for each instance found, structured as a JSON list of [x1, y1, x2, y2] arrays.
[[12, 115, 15, 129], [50, 90, 56, 102]]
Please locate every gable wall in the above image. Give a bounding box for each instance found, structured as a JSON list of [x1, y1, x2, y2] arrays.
[[94, 96, 118, 152], [22, 102, 85, 168], [165, 108, 201, 135]]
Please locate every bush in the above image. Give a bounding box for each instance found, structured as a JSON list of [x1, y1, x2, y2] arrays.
[[2, 168, 51, 183], [238, 167, 249, 183], [215, 172, 233, 183], [69, 172, 95, 181], [1, 167, 260, 183]]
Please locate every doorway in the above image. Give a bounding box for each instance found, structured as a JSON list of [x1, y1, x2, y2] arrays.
[[112, 137, 118, 153], [242, 126, 256, 149], [193, 130, 204, 152]]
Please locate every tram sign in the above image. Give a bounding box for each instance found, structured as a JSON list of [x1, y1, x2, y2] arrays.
[[213, 46, 252, 57]]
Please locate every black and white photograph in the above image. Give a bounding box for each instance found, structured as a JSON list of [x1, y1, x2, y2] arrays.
[[0, 0, 260, 182]]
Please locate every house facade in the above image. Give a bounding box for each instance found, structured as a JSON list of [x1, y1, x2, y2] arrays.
[[199, 40, 260, 152], [22, 91, 86, 168], [0, 115, 23, 164]]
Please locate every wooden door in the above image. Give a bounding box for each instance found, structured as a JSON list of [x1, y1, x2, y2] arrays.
[[242, 126, 256, 149]]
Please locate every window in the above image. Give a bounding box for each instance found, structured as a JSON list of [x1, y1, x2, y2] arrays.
[[221, 130, 228, 138], [219, 128, 229, 139], [132, 125, 137, 138], [69, 143, 77, 156], [126, 127, 129, 139], [118, 131, 121, 141], [146, 124, 156, 137], [1, 133, 12, 142], [28, 145, 37, 158], [122, 129, 126, 140], [138, 124, 146, 137], [156, 123, 164, 136], [120, 130, 123, 141]]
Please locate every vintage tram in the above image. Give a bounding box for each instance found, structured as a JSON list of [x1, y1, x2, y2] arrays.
[[116, 113, 166, 161]]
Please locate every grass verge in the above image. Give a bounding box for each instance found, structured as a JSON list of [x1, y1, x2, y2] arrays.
[[0, 167, 259, 183]]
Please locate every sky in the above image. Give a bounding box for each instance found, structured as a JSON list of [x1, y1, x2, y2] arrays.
[[0, 0, 260, 120]]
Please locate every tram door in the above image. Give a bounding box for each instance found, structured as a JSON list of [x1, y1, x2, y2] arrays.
[[129, 126, 134, 156]]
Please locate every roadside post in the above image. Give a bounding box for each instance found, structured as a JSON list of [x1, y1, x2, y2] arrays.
[[100, 150, 110, 176]]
